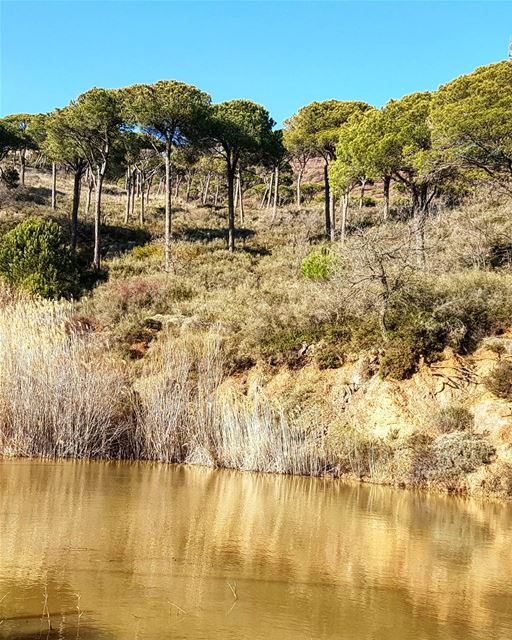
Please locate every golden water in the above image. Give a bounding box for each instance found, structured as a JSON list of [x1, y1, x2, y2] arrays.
[[1, 460, 512, 639]]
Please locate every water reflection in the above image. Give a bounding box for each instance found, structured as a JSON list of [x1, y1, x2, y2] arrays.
[[1, 460, 512, 639]]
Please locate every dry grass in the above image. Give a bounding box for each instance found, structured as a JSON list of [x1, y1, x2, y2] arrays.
[[135, 332, 335, 475], [0, 298, 334, 475], [0, 299, 132, 458]]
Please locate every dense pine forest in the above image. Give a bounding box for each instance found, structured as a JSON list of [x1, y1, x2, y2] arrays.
[[0, 60, 512, 498]]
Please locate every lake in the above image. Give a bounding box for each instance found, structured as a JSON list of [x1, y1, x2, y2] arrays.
[[1, 460, 512, 639]]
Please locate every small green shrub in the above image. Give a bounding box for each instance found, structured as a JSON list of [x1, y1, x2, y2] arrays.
[[485, 361, 512, 400], [300, 182, 324, 204], [432, 404, 474, 434], [131, 243, 163, 261], [0, 217, 77, 299], [300, 247, 334, 280], [262, 328, 314, 368]]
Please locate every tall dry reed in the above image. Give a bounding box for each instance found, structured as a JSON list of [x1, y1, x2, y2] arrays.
[[0, 300, 131, 458], [135, 333, 336, 475], [0, 299, 339, 476]]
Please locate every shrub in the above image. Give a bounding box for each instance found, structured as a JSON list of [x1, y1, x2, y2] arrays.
[[300, 247, 334, 280], [485, 361, 512, 400], [379, 340, 418, 380], [484, 338, 506, 358], [262, 320, 350, 369], [409, 432, 494, 487], [300, 182, 324, 203], [478, 462, 512, 497], [379, 322, 447, 380], [432, 404, 474, 434], [0, 217, 77, 299], [91, 274, 193, 325], [315, 341, 344, 370], [1, 167, 19, 189], [429, 272, 512, 353], [411, 431, 495, 490], [428, 432, 495, 479], [131, 243, 163, 261]]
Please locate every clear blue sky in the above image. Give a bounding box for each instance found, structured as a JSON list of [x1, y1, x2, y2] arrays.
[[1, 1, 511, 124]]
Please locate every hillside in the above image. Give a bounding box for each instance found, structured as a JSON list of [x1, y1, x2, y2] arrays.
[[1, 166, 512, 498]]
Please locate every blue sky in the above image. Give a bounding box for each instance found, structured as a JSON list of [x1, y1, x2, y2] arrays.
[[1, 1, 511, 124]]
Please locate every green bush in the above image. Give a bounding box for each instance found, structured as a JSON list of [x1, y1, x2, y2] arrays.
[[300, 247, 334, 280], [432, 404, 474, 434], [379, 340, 418, 380], [379, 324, 446, 380], [262, 320, 350, 369], [131, 243, 163, 261], [0, 217, 77, 299], [485, 361, 512, 400], [300, 182, 323, 203], [315, 341, 344, 370]]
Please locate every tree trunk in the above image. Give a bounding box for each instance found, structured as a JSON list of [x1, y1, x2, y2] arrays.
[[70, 168, 82, 251], [383, 175, 391, 221], [340, 193, 349, 243], [135, 170, 141, 197], [296, 165, 304, 207], [84, 167, 93, 216], [227, 166, 236, 252], [237, 167, 244, 224], [413, 208, 426, 268], [146, 176, 152, 204], [93, 168, 104, 270], [329, 191, 335, 241], [359, 178, 367, 209], [20, 150, 26, 186], [202, 172, 211, 205], [140, 171, 145, 225], [214, 179, 219, 207], [412, 186, 427, 268], [272, 166, 279, 223], [234, 174, 240, 211], [124, 167, 131, 224], [185, 172, 192, 203], [130, 172, 136, 218], [266, 172, 274, 209], [164, 145, 172, 269], [324, 162, 331, 240], [174, 175, 182, 200], [51, 162, 57, 210], [260, 182, 269, 209]]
